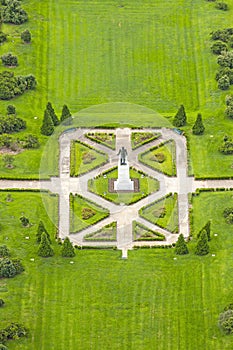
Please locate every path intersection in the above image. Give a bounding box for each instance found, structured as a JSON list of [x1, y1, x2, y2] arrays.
[[1, 127, 233, 257]]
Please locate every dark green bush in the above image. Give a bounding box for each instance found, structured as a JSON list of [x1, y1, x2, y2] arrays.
[[2, 0, 28, 25], [219, 309, 233, 334], [0, 32, 7, 44], [1, 53, 18, 67]]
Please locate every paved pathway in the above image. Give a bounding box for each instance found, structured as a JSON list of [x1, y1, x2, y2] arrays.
[[0, 127, 233, 257]]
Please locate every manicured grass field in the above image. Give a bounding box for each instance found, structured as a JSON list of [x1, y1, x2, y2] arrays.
[[1, 0, 233, 178], [2, 1, 233, 349], [69, 194, 109, 233], [139, 193, 178, 233], [88, 166, 159, 205], [1, 191, 233, 349]]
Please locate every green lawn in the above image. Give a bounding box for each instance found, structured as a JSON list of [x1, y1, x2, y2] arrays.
[[70, 194, 109, 233], [70, 140, 108, 176], [84, 221, 117, 241], [131, 132, 161, 149], [85, 132, 116, 150], [2, 1, 233, 349], [0, 0, 233, 178], [133, 221, 165, 241], [88, 167, 159, 205], [1, 191, 233, 349], [185, 117, 233, 178], [139, 140, 176, 176], [139, 193, 178, 233]]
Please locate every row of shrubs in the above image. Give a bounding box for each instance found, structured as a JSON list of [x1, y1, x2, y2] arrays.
[[210, 28, 233, 90], [0, 71, 36, 100]]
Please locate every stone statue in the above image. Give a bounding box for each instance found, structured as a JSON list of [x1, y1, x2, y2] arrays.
[[117, 147, 127, 165]]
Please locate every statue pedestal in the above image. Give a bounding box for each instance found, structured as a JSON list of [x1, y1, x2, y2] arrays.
[[114, 159, 134, 191]]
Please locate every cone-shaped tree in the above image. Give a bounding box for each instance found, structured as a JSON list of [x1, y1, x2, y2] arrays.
[[173, 104, 187, 127], [195, 230, 209, 256], [203, 220, 211, 241], [192, 113, 205, 135], [175, 234, 189, 255], [197, 220, 211, 241], [46, 102, 59, 126], [61, 237, 75, 257], [40, 109, 54, 136], [38, 232, 54, 257], [36, 220, 51, 244], [60, 104, 72, 124]]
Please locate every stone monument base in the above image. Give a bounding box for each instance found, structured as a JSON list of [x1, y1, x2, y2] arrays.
[[114, 161, 134, 191], [114, 178, 134, 191], [108, 178, 139, 193]]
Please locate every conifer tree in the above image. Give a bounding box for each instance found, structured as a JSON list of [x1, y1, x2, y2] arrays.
[[175, 234, 189, 255], [46, 102, 59, 126], [36, 220, 51, 243], [40, 110, 54, 136], [192, 113, 205, 135], [60, 104, 72, 124], [38, 232, 54, 257], [197, 220, 211, 241], [61, 237, 75, 257], [173, 104, 187, 127], [195, 230, 209, 256]]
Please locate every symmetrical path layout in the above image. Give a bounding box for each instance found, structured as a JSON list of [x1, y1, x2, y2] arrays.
[[0, 127, 233, 257]]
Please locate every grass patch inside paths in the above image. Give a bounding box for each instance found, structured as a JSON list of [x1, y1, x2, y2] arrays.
[[70, 194, 109, 233], [84, 222, 116, 241], [131, 131, 161, 149], [70, 140, 108, 176], [85, 132, 116, 150], [139, 193, 178, 233], [139, 139, 176, 176], [133, 221, 165, 241], [88, 166, 159, 205]]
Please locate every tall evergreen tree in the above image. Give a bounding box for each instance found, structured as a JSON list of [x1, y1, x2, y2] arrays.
[[36, 220, 51, 244], [175, 234, 189, 255], [61, 237, 75, 257], [40, 110, 54, 136], [46, 102, 59, 126], [60, 104, 72, 124], [173, 104, 187, 127], [197, 220, 211, 241], [38, 232, 54, 257], [195, 230, 209, 256], [192, 113, 205, 135]]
